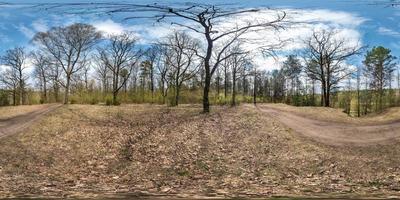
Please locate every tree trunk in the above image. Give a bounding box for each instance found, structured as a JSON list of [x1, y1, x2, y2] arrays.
[[43, 77, 47, 103], [12, 88, 16, 106], [175, 87, 180, 106], [54, 83, 59, 103], [19, 82, 23, 105], [325, 86, 330, 107], [231, 73, 237, 106], [224, 66, 228, 99], [216, 75, 220, 97], [64, 76, 70, 104], [203, 72, 211, 113], [321, 83, 325, 107], [113, 91, 118, 105], [357, 81, 360, 117], [253, 73, 257, 105], [150, 65, 154, 104]]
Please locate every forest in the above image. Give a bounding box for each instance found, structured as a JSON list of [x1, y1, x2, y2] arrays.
[[0, 3, 398, 117], [2, 1, 400, 199]]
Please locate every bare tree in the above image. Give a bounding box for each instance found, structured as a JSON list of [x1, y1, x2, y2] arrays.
[[228, 45, 250, 106], [63, 3, 287, 112], [303, 29, 361, 107], [0, 68, 18, 105], [155, 45, 170, 104], [32, 51, 51, 103], [94, 58, 110, 95], [143, 45, 161, 103], [163, 31, 200, 106], [1, 47, 28, 105], [98, 32, 141, 105], [33, 23, 101, 104]]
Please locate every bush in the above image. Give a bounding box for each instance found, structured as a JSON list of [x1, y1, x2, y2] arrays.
[[0, 90, 9, 106], [105, 98, 113, 106], [90, 97, 98, 105], [70, 98, 77, 104]]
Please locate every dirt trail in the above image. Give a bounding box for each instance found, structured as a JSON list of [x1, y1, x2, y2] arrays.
[[0, 104, 61, 139], [255, 104, 400, 146]]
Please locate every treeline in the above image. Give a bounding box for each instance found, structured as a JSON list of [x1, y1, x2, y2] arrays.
[[0, 22, 398, 116]]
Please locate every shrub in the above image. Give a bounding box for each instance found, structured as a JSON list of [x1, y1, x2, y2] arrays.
[[105, 98, 113, 106]]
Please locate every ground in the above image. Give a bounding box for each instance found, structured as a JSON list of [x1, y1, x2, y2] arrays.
[[1, 103, 400, 199]]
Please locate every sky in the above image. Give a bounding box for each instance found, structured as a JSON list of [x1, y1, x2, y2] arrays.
[[0, 0, 399, 71]]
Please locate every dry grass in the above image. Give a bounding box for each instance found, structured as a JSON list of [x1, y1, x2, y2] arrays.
[[0, 104, 400, 198], [0, 104, 51, 120]]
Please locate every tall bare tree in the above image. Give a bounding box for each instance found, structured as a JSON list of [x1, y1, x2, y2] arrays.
[[155, 46, 170, 104], [33, 23, 101, 104], [163, 31, 200, 106], [54, 3, 286, 112], [32, 51, 51, 103], [97, 32, 141, 105], [94, 58, 110, 95], [303, 29, 361, 107], [228, 45, 250, 106], [143, 45, 161, 103], [0, 68, 18, 105], [1, 47, 28, 105]]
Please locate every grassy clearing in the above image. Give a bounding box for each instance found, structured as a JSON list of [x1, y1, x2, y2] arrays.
[[0, 104, 400, 198]]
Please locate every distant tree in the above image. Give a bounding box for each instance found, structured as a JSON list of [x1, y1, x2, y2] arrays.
[[31, 52, 51, 103], [363, 46, 397, 111], [356, 66, 362, 117], [221, 55, 231, 100], [303, 29, 361, 107], [0, 68, 18, 105], [1, 47, 28, 105], [163, 31, 200, 106], [271, 69, 286, 102], [397, 64, 400, 105], [252, 65, 259, 105], [282, 55, 303, 104], [98, 32, 141, 105], [228, 45, 249, 106], [155, 46, 170, 104], [143, 45, 160, 103], [94, 58, 110, 95], [33, 23, 101, 104], [75, 3, 288, 112]]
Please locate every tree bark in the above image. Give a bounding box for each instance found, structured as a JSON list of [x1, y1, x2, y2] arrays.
[[203, 71, 211, 113], [64, 76, 70, 104], [231, 72, 237, 106]]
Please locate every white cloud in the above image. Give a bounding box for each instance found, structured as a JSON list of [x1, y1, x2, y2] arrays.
[[31, 8, 366, 72], [92, 19, 125, 35], [32, 19, 48, 32], [391, 42, 400, 50], [253, 55, 286, 71], [213, 8, 366, 70], [378, 27, 400, 37], [17, 24, 35, 39], [0, 33, 11, 43]]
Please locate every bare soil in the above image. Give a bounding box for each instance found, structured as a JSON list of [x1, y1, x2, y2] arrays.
[[256, 104, 400, 146], [0, 104, 61, 139], [1, 104, 400, 199]]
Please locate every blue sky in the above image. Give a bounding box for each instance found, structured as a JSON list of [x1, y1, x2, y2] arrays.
[[0, 0, 399, 69]]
